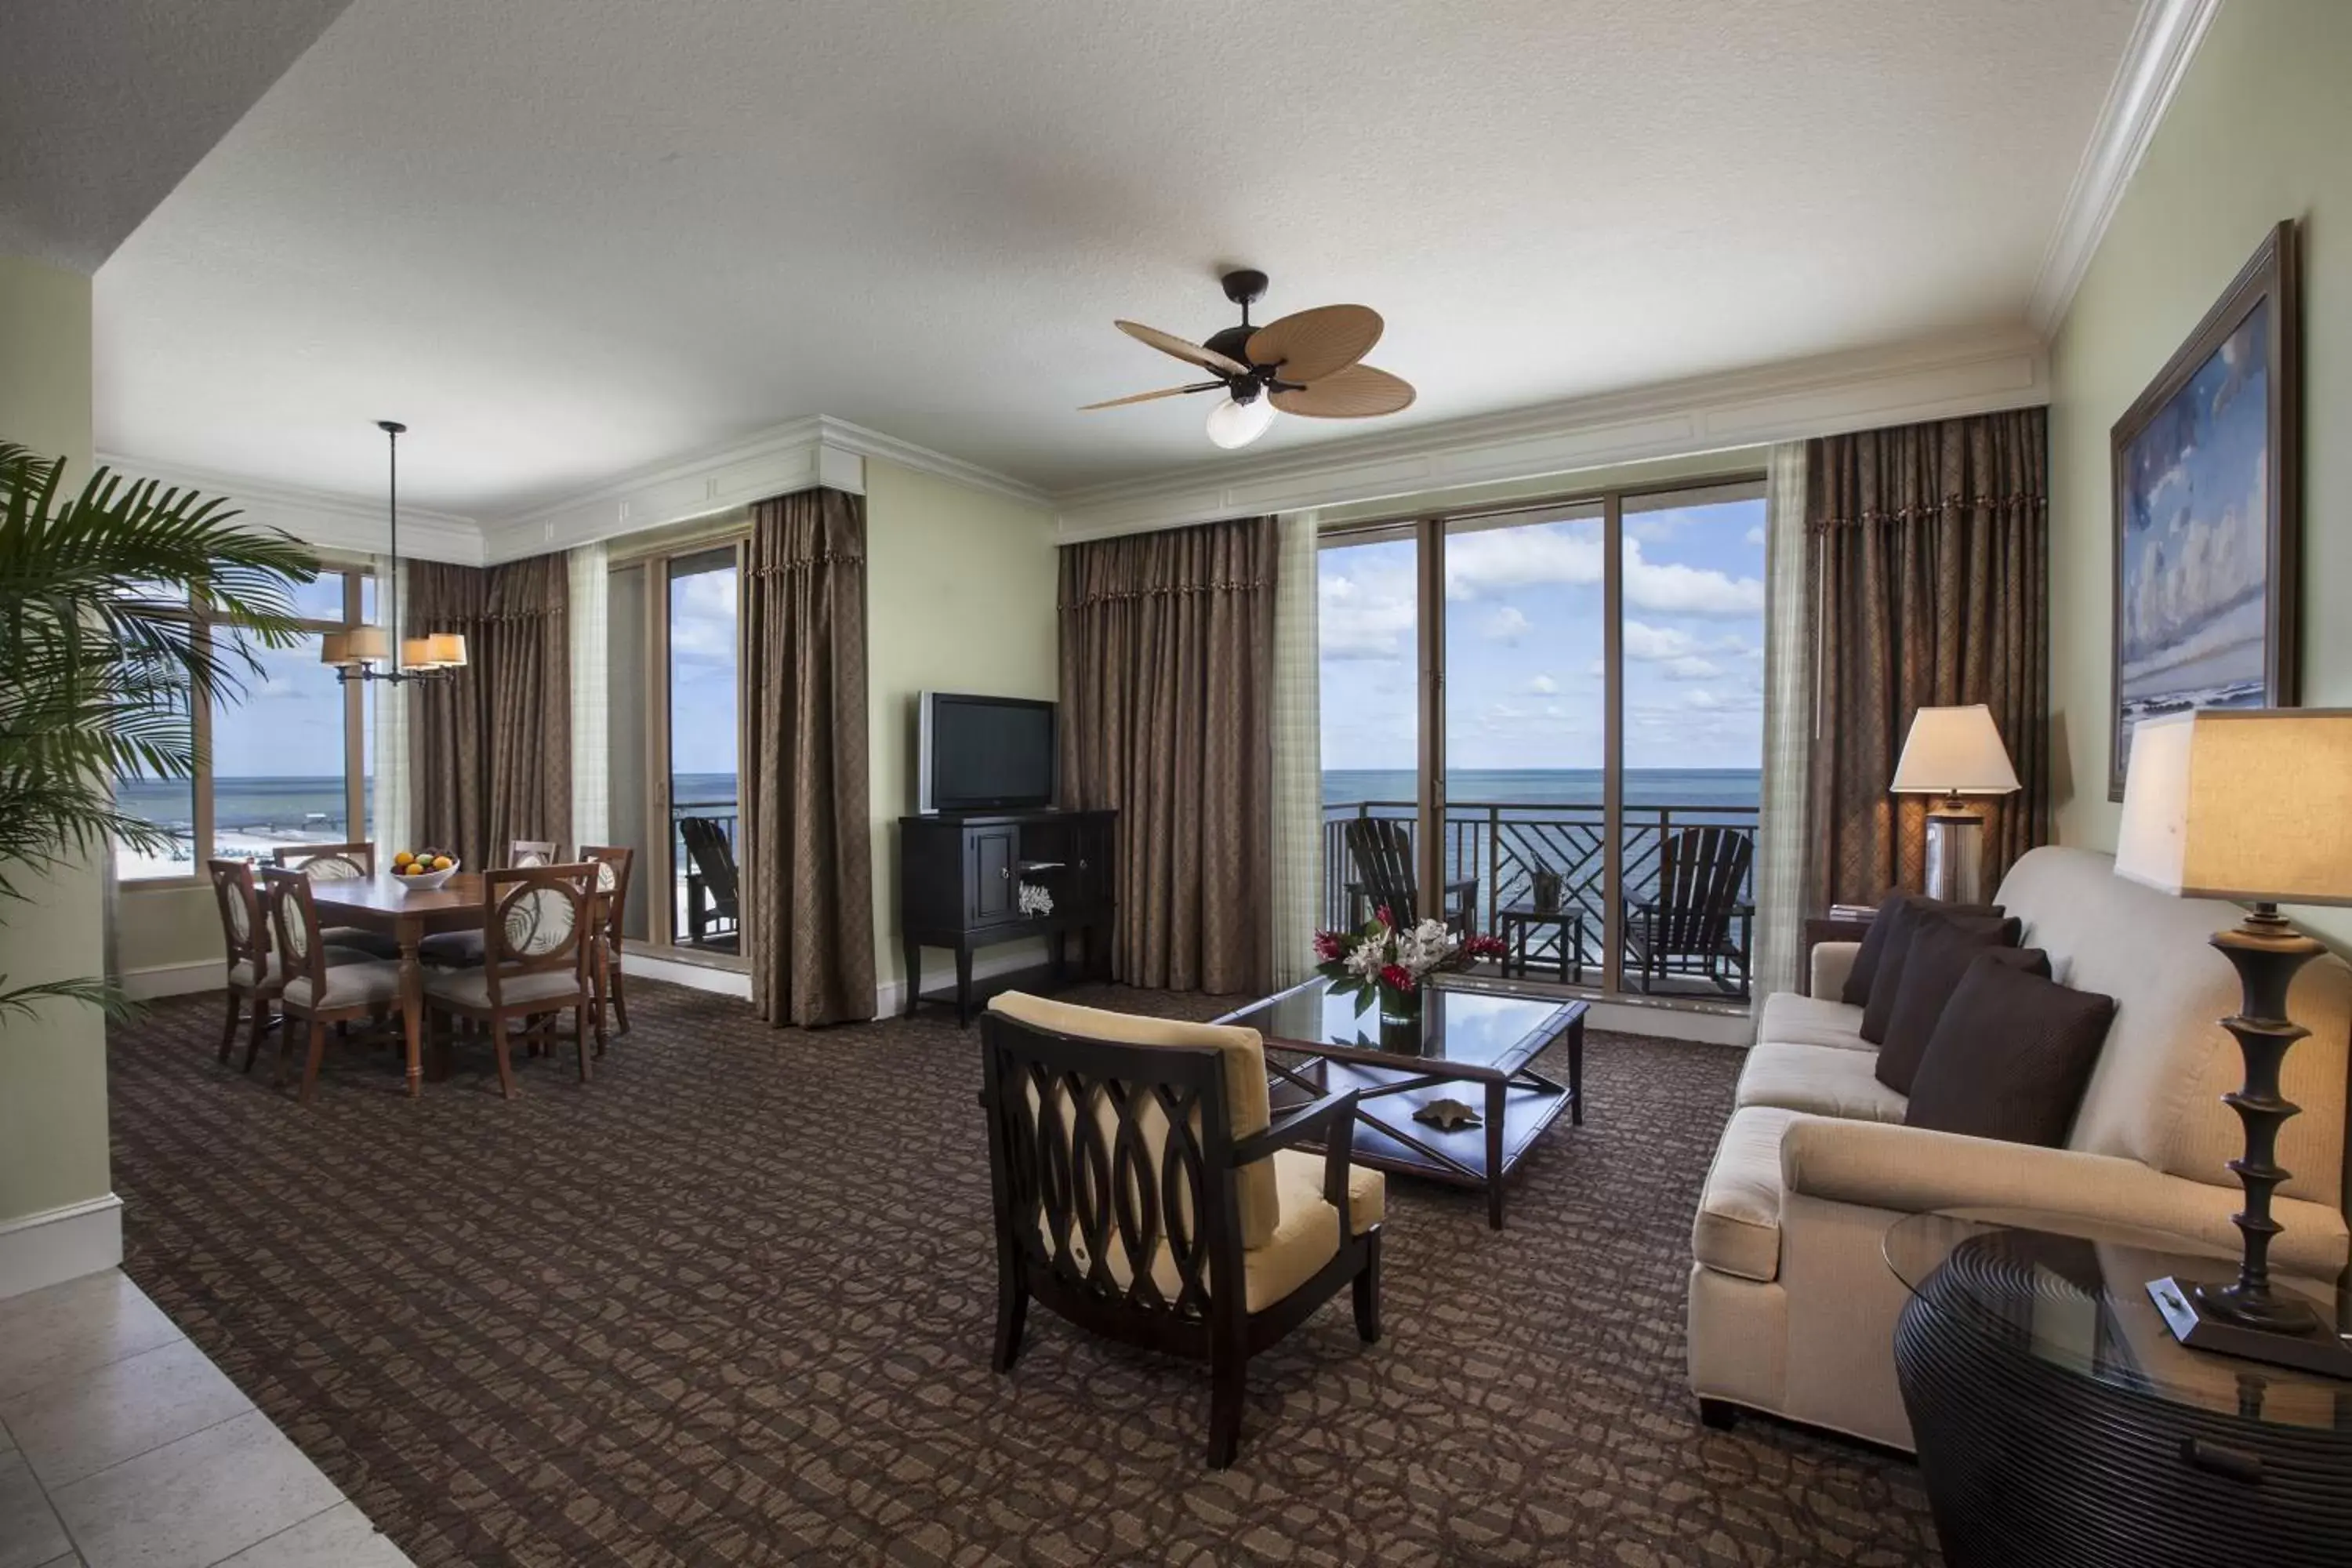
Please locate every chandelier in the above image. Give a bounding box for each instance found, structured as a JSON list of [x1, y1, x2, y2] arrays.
[[321, 420, 467, 683]]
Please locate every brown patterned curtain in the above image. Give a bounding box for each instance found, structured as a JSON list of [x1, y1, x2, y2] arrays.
[[408, 557, 570, 869], [1058, 517, 1276, 994], [743, 488, 876, 1026], [1806, 407, 2050, 908]]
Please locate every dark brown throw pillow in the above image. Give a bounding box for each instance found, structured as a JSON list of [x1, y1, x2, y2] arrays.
[[1904, 955, 2117, 1147], [1876, 924, 2050, 1093], [1860, 905, 2019, 1044], [1841, 891, 2003, 1007]]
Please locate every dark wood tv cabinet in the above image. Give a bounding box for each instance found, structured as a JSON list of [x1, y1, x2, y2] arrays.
[[898, 808, 1116, 1025]]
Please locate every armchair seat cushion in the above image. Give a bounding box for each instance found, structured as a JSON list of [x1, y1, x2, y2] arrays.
[[228, 946, 368, 989], [1736, 1041, 1907, 1123], [1049, 1153, 1378, 1316], [282, 960, 405, 1012], [1693, 1106, 1802, 1283], [423, 966, 586, 1011], [1756, 991, 1871, 1052], [417, 930, 486, 967], [1272, 1147, 1385, 1236]]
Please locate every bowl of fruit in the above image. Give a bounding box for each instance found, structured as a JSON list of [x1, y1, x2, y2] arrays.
[[390, 848, 460, 891]]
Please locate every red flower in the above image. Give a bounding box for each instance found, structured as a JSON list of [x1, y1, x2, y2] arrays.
[[1374, 904, 1396, 931], [1312, 930, 1346, 962], [1379, 964, 1415, 993], [1462, 934, 1508, 960]]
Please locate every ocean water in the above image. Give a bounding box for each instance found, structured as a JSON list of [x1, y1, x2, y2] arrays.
[[1323, 767, 1759, 811]]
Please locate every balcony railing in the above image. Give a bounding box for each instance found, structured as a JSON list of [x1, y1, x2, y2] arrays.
[[1320, 799, 1759, 1000], [670, 800, 742, 953]]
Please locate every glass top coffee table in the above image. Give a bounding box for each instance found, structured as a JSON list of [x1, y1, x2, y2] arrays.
[[1214, 977, 1586, 1229]]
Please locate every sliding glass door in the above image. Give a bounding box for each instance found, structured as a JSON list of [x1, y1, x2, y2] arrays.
[[1316, 475, 1765, 1005], [607, 538, 747, 961]]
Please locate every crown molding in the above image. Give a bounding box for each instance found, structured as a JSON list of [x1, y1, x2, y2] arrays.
[[473, 413, 1051, 563], [92, 452, 484, 564], [2027, 0, 2220, 336], [1050, 327, 2049, 540]]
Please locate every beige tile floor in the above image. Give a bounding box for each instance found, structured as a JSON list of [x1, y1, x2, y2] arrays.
[[0, 1271, 410, 1568]]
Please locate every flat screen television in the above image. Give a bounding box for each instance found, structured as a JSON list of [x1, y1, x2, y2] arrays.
[[917, 692, 1057, 813]]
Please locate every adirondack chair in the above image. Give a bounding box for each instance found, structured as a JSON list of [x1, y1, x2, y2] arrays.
[[1341, 817, 1477, 935], [1623, 826, 1754, 995], [677, 815, 742, 948]]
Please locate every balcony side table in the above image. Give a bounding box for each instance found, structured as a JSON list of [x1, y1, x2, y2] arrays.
[[1496, 902, 1585, 985]]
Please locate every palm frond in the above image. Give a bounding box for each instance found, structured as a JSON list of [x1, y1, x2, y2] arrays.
[[0, 975, 139, 1025]]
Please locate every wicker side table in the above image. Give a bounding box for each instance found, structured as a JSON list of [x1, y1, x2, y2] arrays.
[[1886, 1214, 2352, 1567]]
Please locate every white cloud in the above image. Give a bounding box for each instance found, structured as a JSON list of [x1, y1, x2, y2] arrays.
[[1440, 519, 1762, 617], [1623, 621, 1700, 661], [1627, 546, 1764, 616], [1684, 689, 1724, 710], [1482, 605, 1531, 643], [1744, 525, 1766, 547], [1526, 673, 1558, 695], [1319, 571, 1415, 660], [1664, 656, 1723, 681]]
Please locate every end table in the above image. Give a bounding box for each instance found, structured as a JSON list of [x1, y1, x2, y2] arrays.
[[1496, 902, 1585, 984]]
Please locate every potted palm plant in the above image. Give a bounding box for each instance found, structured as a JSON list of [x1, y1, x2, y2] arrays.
[[0, 439, 318, 1021]]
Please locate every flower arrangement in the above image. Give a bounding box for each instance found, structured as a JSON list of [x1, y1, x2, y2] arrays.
[[1314, 907, 1507, 1013]]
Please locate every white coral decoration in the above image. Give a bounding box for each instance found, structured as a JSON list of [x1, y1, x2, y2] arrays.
[[1017, 882, 1054, 917]]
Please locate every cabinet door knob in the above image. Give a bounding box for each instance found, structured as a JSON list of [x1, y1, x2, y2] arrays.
[[999, 866, 1010, 880]]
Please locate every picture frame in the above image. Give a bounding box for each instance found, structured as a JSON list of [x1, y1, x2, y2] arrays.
[[2109, 220, 2301, 800]]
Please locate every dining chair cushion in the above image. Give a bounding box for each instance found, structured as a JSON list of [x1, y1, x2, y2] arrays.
[[321, 926, 402, 960], [423, 966, 585, 1011], [417, 930, 486, 967], [228, 947, 369, 989], [281, 960, 405, 1012]]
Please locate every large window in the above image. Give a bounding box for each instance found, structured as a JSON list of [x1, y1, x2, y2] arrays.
[[1317, 476, 1765, 1002], [114, 568, 373, 881]]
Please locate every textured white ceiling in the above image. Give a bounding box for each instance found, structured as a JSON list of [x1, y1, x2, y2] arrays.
[[91, 0, 2140, 513], [0, 0, 353, 270]]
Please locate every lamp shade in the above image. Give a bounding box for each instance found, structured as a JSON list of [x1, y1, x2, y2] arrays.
[[343, 625, 390, 663], [400, 636, 440, 670], [423, 631, 467, 668], [2114, 708, 2352, 906], [1890, 705, 2020, 796]]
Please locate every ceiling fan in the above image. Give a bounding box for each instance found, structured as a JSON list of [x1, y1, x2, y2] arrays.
[[1083, 269, 1415, 449]]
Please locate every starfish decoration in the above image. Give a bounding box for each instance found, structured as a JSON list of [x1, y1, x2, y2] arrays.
[[1414, 1098, 1483, 1132]]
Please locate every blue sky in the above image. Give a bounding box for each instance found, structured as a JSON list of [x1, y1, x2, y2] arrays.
[[668, 561, 740, 778], [1318, 495, 1767, 774]]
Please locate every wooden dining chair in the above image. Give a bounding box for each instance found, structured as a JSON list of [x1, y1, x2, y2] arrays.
[[420, 864, 596, 1098], [212, 860, 372, 1073], [419, 840, 564, 967], [272, 842, 401, 959], [260, 866, 406, 1101], [579, 844, 636, 1043]]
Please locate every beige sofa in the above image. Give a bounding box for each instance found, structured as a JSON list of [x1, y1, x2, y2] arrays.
[[1686, 845, 2352, 1450]]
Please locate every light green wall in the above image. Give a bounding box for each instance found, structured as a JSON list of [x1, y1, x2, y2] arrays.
[[0, 255, 114, 1224], [862, 459, 1059, 998], [2048, 0, 2352, 944]]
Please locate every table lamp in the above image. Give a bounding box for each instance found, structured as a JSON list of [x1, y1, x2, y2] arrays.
[[1890, 705, 2020, 902], [2114, 707, 2352, 1377]]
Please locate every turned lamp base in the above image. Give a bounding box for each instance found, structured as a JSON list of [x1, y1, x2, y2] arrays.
[[2151, 906, 2352, 1380]]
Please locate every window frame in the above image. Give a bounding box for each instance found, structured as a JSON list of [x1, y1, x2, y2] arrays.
[[1316, 467, 1768, 1008], [118, 564, 374, 891]]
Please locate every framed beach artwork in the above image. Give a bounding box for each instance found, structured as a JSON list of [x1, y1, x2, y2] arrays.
[[2109, 220, 2301, 800]]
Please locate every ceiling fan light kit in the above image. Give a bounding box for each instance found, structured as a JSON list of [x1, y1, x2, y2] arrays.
[[1087, 269, 1414, 449]]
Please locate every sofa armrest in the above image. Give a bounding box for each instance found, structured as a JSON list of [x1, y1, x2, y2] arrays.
[[1779, 1117, 2351, 1277], [1808, 941, 1859, 1001]]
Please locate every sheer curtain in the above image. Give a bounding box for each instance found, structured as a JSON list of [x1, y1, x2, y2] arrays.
[[369, 553, 411, 854], [568, 542, 609, 851], [1269, 512, 1322, 985], [1750, 445, 1810, 1008]]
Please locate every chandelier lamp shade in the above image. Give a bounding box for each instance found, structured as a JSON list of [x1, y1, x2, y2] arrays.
[[322, 420, 467, 683]]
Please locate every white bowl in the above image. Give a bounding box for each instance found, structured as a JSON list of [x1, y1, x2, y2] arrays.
[[394, 861, 460, 892]]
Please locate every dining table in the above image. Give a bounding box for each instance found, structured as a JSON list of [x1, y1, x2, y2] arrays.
[[306, 871, 490, 1096]]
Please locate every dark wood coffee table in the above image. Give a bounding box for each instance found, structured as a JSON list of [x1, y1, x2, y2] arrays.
[[1214, 978, 1586, 1229]]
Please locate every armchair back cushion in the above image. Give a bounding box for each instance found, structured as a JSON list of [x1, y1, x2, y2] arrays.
[[1996, 848, 2352, 1205], [988, 992, 1281, 1247]]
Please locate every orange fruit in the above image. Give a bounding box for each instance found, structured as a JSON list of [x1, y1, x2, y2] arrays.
[[432, 855, 454, 870], [392, 851, 414, 867]]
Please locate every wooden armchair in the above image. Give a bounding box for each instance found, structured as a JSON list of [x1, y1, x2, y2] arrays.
[[421, 840, 565, 966], [259, 867, 406, 1100], [1624, 825, 1754, 996], [1342, 816, 1476, 935], [677, 815, 741, 948], [978, 992, 1385, 1468], [420, 864, 596, 1098], [272, 841, 401, 959]]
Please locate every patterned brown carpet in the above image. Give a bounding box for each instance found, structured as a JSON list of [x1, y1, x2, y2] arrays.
[[111, 980, 1940, 1566]]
